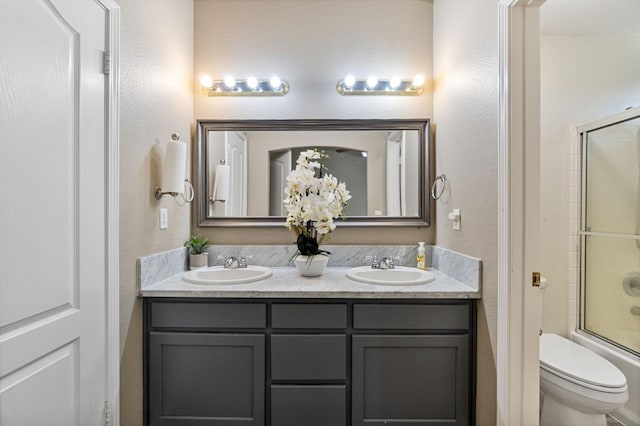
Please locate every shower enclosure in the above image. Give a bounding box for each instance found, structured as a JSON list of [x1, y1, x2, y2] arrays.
[[579, 108, 640, 357]]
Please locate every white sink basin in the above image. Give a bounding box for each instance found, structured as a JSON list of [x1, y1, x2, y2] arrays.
[[182, 265, 272, 285], [346, 266, 435, 286]]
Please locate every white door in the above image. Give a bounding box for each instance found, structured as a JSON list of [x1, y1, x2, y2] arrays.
[[269, 150, 292, 215], [0, 0, 110, 424], [386, 131, 402, 216], [497, 2, 543, 424], [226, 131, 248, 216]]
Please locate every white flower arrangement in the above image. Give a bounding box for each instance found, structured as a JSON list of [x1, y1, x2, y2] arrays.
[[284, 149, 351, 254]]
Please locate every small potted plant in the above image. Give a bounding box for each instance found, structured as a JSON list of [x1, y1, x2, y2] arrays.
[[184, 235, 209, 270]]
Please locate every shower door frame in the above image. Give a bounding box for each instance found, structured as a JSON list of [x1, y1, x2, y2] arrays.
[[577, 106, 640, 358]]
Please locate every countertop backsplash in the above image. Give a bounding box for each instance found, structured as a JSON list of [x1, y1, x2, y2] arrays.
[[137, 244, 481, 292]]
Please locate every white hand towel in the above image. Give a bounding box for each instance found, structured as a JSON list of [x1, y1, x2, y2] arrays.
[[212, 164, 230, 202]]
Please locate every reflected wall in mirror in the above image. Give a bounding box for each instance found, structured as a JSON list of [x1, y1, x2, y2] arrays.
[[195, 119, 430, 227]]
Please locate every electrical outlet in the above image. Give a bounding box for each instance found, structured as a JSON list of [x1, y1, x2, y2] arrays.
[[159, 208, 168, 229]]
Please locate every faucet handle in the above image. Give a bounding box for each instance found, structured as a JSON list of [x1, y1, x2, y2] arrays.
[[365, 255, 379, 269], [238, 255, 248, 268]]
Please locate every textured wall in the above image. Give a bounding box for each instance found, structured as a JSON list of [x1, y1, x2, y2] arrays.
[[193, 0, 435, 245], [118, 1, 193, 424], [540, 34, 640, 337], [115, 2, 514, 424], [432, 1, 499, 424]]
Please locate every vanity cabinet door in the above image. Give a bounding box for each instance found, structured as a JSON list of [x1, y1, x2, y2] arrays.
[[271, 334, 346, 380], [148, 332, 265, 426], [271, 385, 346, 426], [352, 335, 469, 426]]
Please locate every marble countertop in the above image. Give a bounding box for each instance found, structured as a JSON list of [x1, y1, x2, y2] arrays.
[[139, 267, 480, 299]]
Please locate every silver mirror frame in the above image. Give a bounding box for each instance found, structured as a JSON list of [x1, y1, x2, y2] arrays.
[[195, 119, 430, 228]]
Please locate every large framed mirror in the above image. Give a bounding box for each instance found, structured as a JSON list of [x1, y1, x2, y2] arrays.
[[195, 119, 430, 227]]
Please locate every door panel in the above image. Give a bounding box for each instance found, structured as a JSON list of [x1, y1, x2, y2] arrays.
[[0, 0, 79, 330], [149, 333, 265, 425], [0, 0, 109, 424], [271, 385, 346, 426], [352, 335, 469, 425], [0, 342, 77, 425]]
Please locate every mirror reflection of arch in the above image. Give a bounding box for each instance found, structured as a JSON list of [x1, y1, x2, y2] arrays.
[[196, 119, 430, 227], [269, 146, 368, 217]]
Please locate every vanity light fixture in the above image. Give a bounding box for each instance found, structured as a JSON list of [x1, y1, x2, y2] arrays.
[[366, 75, 378, 89], [336, 74, 426, 96], [200, 74, 289, 96]]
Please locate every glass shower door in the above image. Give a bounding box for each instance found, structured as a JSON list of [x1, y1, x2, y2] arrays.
[[581, 114, 640, 356]]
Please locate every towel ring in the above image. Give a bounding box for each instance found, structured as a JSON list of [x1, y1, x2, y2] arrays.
[[181, 178, 194, 203], [431, 174, 446, 200]]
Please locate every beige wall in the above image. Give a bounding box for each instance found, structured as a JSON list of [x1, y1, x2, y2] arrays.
[[433, 1, 499, 424], [193, 0, 435, 245], [118, 1, 193, 425], [116, 1, 509, 424], [540, 33, 640, 337]]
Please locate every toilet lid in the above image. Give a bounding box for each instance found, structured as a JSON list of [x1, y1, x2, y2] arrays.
[[540, 334, 626, 389]]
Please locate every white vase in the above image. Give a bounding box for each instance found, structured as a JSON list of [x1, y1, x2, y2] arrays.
[[189, 253, 208, 270], [294, 254, 329, 277]]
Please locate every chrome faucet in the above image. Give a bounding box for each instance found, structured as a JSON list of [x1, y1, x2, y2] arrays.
[[378, 256, 396, 269], [366, 255, 397, 269], [220, 255, 247, 269]]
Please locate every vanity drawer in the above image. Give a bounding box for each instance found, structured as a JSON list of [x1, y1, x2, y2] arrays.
[[271, 385, 346, 426], [271, 334, 346, 380], [150, 301, 266, 329], [271, 303, 347, 329], [353, 304, 469, 330]]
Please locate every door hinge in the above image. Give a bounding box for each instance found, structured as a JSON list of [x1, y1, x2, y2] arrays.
[[103, 50, 111, 75], [532, 271, 541, 287], [104, 401, 112, 426]]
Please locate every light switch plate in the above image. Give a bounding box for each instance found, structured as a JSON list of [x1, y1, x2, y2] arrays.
[[159, 208, 168, 229], [448, 208, 461, 231]]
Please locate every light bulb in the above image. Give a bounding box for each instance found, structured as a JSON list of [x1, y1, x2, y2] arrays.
[[270, 76, 281, 90], [200, 74, 213, 88], [223, 75, 236, 89], [344, 75, 356, 88], [366, 75, 378, 89], [361, 151, 368, 158], [389, 75, 401, 89], [412, 74, 425, 88], [247, 76, 258, 89]]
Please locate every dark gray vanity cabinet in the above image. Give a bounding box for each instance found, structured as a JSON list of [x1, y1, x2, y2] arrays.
[[145, 301, 266, 425], [148, 333, 265, 425], [351, 304, 471, 425], [144, 299, 475, 426], [270, 303, 349, 426]]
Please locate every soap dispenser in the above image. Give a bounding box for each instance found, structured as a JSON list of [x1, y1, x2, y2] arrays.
[[416, 242, 426, 270]]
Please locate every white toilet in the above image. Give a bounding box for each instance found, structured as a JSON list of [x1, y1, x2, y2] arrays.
[[539, 278, 629, 426], [540, 333, 629, 425]]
